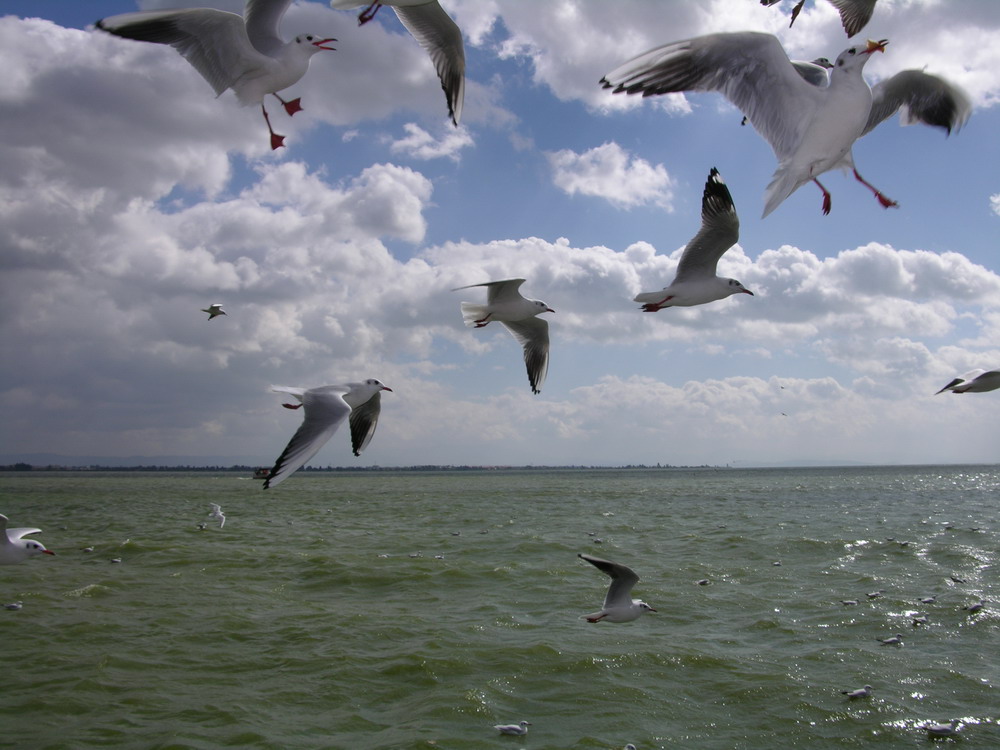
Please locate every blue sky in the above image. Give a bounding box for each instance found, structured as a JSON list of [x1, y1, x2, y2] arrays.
[[2, 0, 999, 469]]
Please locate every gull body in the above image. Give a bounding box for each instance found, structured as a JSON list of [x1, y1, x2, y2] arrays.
[[96, 0, 336, 149], [925, 719, 960, 738], [578, 553, 656, 623], [842, 684, 873, 698], [878, 633, 904, 645], [453, 279, 553, 394], [264, 379, 392, 488], [634, 168, 753, 312], [202, 303, 227, 320], [494, 721, 531, 736], [330, 0, 465, 125], [1, 513, 55, 565], [935, 369, 1000, 394], [601, 33, 970, 217]]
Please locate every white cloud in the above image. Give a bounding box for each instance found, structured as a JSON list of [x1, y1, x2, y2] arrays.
[[389, 123, 474, 161], [992, 193, 1000, 216], [546, 142, 675, 209]]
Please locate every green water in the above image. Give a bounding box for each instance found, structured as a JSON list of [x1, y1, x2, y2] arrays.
[[1, 466, 998, 749]]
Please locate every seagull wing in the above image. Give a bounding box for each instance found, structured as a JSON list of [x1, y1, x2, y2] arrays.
[[96, 8, 261, 97], [791, 59, 830, 88], [828, 0, 878, 38], [264, 387, 351, 488], [244, 0, 293, 57], [863, 69, 972, 136], [674, 168, 740, 282], [934, 377, 965, 395], [501, 317, 550, 395], [348, 391, 382, 456], [579, 554, 640, 609], [452, 279, 527, 305], [601, 32, 822, 162], [393, 1, 466, 126], [6, 528, 43, 541]]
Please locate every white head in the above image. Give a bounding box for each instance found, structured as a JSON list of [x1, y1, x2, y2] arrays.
[[292, 34, 337, 57], [531, 299, 555, 316], [636, 601, 657, 614], [723, 278, 754, 298], [18, 538, 54, 560], [832, 38, 887, 76]]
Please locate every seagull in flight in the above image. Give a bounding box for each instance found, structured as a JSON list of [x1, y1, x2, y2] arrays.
[[453, 279, 554, 394], [634, 167, 753, 312], [761, 0, 879, 38], [934, 369, 1000, 395], [1, 513, 55, 565], [601, 33, 971, 217], [330, 0, 465, 125], [207, 503, 226, 528], [264, 379, 392, 488], [96, 0, 336, 150], [201, 303, 227, 320], [578, 553, 656, 623]]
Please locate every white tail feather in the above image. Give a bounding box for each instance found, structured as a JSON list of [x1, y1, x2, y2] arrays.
[[459, 302, 489, 327]]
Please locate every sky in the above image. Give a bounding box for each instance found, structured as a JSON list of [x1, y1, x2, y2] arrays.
[[1, 0, 999, 470]]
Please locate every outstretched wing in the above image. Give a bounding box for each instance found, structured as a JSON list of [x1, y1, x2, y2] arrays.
[[348, 391, 382, 456], [863, 69, 971, 136], [393, 2, 466, 126], [674, 167, 740, 282], [501, 317, 550, 395], [265, 388, 351, 488]]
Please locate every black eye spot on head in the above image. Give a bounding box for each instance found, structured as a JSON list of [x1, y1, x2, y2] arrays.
[[306, 35, 314, 41]]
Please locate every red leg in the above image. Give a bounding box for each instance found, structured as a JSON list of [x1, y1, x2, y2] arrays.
[[261, 104, 285, 150], [273, 93, 303, 116], [640, 295, 672, 313], [358, 2, 382, 24], [813, 178, 832, 215], [853, 169, 898, 210], [474, 313, 492, 327]]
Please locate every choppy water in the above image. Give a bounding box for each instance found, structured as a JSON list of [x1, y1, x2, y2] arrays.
[[1, 465, 999, 749]]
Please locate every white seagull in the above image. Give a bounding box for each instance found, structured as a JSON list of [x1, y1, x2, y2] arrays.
[[201, 303, 227, 320], [207, 503, 226, 528], [330, 0, 465, 126], [578, 553, 656, 623], [761, 0, 879, 38], [264, 379, 392, 489], [878, 633, 904, 645], [601, 33, 971, 217], [924, 719, 960, 738], [935, 369, 1000, 395], [1, 513, 55, 565], [453, 279, 554, 395], [493, 721, 531, 736], [634, 167, 754, 312], [841, 685, 873, 698], [96, 0, 336, 150]]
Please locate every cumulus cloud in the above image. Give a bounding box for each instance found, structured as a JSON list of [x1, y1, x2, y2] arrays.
[[388, 123, 474, 161], [992, 193, 1000, 216], [546, 142, 675, 209]]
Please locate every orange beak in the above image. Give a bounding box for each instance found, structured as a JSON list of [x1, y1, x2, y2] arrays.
[[865, 39, 888, 54]]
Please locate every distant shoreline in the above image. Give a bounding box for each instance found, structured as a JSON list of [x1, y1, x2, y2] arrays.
[[0, 462, 727, 473]]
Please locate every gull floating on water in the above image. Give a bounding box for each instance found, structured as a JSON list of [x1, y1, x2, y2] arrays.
[[1, 513, 55, 565], [924, 719, 960, 738], [207, 503, 226, 528], [264, 379, 392, 488], [935, 369, 1000, 395], [878, 633, 904, 645], [842, 684, 873, 699], [761, 0, 879, 37], [201, 303, 227, 320], [578, 553, 656, 623], [453, 279, 554, 394], [96, 0, 336, 149], [330, 0, 465, 126], [601, 33, 971, 217], [634, 168, 753, 312], [493, 721, 531, 736]]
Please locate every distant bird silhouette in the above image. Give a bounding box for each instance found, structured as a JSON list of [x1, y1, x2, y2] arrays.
[[201, 303, 227, 320]]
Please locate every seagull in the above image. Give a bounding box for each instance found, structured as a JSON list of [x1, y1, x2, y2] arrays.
[[964, 600, 985, 614], [633, 167, 754, 312], [601, 33, 971, 217], [1, 513, 55, 565], [330, 0, 465, 126], [841, 684, 873, 698], [877, 633, 904, 645], [761, 0, 878, 38], [453, 279, 554, 394], [935, 369, 1000, 394], [578, 553, 656, 623], [96, 0, 336, 150], [924, 719, 960, 738], [493, 721, 531, 736], [207, 503, 226, 528], [264, 379, 392, 488], [201, 303, 227, 320]]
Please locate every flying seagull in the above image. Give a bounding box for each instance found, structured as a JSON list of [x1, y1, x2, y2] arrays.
[[96, 0, 336, 150], [453, 279, 554, 394], [601, 33, 971, 217], [634, 167, 754, 312], [1, 513, 55, 565], [264, 379, 392, 488], [201, 303, 227, 320], [330, 0, 465, 126], [578, 553, 656, 623], [761, 0, 879, 38], [934, 369, 1000, 395], [207, 503, 226, 528]]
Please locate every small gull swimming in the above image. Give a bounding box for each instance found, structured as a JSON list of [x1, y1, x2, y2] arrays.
[[633, 167, 753, 312], [601, 33, 971, 217], [453, 279, 553, 395], [841, 684, 873, 698], [1, 513, 55, 565], [578, 553, 656, 623], [878, 633, 904, 645], [264, 379, 392, 488], [924, 719, 960, 738], [96, 0, 336, 149], [493, 720, 531, 736]]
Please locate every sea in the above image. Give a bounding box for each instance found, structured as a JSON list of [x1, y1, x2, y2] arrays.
[[1, 465, 998, 750]]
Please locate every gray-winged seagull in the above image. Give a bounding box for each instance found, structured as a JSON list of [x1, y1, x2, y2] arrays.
[[578, 553, 656, 623], [761, 0, 879, 38], [1, 513, 55, 565], [935, 369, 1000, 395]]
